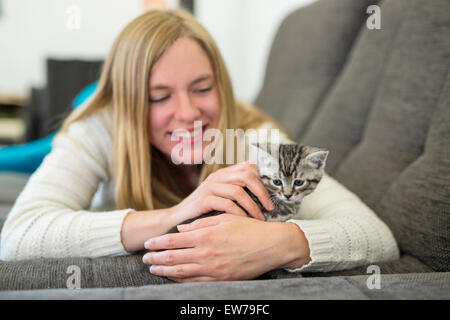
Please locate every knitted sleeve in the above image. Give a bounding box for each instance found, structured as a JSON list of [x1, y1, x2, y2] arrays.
[[0, 113, 134, 261], [285, 172, 400, 273]]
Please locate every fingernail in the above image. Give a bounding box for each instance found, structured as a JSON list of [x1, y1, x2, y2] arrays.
[[144, 240, 151, 249], [149, 266, 160, 274], [177, 224, 187, 232], [142, 253, 150, 263], [268, 201, 275, 211]]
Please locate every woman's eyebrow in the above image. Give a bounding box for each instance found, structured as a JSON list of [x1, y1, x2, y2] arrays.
[[149, 74, 214, 91], [189, 74, 214, 87]]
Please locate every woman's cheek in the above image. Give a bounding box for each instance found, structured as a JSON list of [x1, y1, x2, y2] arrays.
[[200, 95, 221, 122], [149, 109, 171, 149]]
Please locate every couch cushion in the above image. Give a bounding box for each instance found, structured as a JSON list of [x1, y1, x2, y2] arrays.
[[0, 172, 29, 205], [296, 0, 450, 271], [0, 204, 12, 234], [0, 251, 173, 290], [378, 73, 450, 271], [257, 0, 450, 272], [300, 254, 434, 278], [0, 172, 29, 233], [1, 272, 449, 300], [255, 0, 378, 141]]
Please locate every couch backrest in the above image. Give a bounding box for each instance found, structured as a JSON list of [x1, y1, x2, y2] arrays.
[[256, 0, 450, 271], [256, 0, 377, 141]]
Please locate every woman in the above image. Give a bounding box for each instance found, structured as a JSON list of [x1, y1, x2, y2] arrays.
[[0, 9, 399, 282]]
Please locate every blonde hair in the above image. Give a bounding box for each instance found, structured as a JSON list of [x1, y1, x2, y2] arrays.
[[61, 9, 291, 211]]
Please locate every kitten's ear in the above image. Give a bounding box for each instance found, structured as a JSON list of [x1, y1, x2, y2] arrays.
[[249, 143, 278, 171], [305, 148, 329, 171]]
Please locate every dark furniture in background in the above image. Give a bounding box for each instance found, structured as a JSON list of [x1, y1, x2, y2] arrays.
[[26, 59, 103, 141], [0, 0, 449, 299], [180, 0, 195, 14]]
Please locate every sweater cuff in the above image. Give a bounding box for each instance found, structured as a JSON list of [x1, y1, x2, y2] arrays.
[[284, 219, 336, 273], [80, 209, 135, 258]]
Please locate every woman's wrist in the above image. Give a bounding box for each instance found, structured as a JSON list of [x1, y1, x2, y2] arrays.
[[166, 203, 185, 228], [120, 207, 177, 252], [277, 221, 311, 270]]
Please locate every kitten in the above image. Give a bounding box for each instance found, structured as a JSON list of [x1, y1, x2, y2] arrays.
[[252, 142, 329, 222], [170, 142, 329, 230]]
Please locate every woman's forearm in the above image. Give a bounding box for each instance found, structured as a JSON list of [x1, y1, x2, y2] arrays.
[[120, 206, 179, 252]]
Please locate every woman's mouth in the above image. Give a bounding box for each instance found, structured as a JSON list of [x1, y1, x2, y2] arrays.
[[167, 124, 209, 144]]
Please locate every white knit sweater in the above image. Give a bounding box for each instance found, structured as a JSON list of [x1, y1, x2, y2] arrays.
[[0, 108, 400, 273]]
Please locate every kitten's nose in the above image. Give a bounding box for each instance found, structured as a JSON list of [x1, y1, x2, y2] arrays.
[[285, 194, 292, 200]]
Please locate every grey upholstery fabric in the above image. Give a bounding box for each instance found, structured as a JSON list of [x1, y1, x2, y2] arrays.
[[378, 72, 450, 271], [0, 172, 29, 234], [0, 172, 29, 204], [255, 0, 378, 141], [0, 252, 173, 291], [1, 272, 449, 300], [258, 0, 450, 272], [311, 0, 450, 271], [301, 255, 434, 278], [0, 253, 434, 290]]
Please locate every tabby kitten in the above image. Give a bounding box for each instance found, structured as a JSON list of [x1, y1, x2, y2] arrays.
[[248, 142, 328, 221], [170, 142, 329, 231]]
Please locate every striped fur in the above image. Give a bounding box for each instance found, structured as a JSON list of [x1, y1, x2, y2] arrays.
[[257, 143, 328, 221]]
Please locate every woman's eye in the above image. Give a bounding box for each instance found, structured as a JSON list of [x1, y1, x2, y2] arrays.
[[294, 179, 304, 187], [273, 179, 283, 186], [150, 96, 170, 103], [195, 87, 212, 94]]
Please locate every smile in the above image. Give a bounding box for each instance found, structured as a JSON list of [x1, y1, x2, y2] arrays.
[[167, 124, 209, 144]]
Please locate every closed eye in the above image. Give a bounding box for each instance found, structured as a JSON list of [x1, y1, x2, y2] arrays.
[[150, 95, 170, 103], [150, 87, 211, 103], [195, 87, 212, 94]]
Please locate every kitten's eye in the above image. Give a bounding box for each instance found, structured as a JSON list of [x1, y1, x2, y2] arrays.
[[294, 179, 305, 187], [273, 179, 283, 186]]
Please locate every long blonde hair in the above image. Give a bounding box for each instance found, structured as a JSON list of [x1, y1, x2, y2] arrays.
[[61, 9, 291, 211]]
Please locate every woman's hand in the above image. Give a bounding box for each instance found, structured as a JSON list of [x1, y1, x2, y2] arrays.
[[169, 161, 274, 225], [142, 214, 311, 282]]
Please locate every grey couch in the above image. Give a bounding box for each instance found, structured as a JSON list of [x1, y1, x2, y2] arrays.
[[1, 0, 449, 299]]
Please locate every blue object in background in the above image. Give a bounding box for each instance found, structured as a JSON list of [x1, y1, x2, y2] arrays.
[[73, 82, 99, 108], [0, 81, 99, 173]]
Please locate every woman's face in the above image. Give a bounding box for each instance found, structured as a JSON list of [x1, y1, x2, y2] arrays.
[[148, 37, 221, 164]]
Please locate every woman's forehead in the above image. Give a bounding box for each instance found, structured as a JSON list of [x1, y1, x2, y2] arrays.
[[149, 37, 214, 86], [150, 74, 214, 91]]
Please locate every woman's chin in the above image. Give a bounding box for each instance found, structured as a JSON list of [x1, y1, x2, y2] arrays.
[[169, 145, 206, 165]]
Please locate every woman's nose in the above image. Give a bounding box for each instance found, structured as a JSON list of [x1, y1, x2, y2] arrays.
[[173, 92, 201, 122]]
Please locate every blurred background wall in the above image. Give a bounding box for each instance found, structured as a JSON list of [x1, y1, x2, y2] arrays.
[[0, 0, 143, 97], [196, 0, 316, 103], [0, 0, 315, 103]]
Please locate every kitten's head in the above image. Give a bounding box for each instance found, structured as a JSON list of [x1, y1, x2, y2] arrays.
[[250, 143, 329, 220]]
